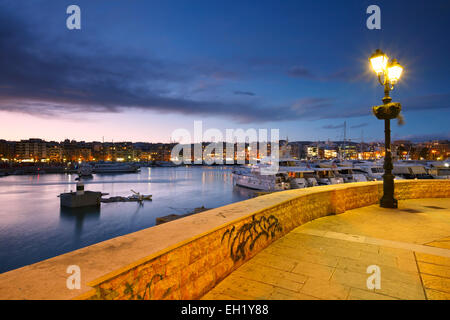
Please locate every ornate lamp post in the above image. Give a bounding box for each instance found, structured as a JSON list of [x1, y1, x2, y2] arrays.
[[369, 49, 404, 208]]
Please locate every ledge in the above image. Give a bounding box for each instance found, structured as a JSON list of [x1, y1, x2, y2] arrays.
[[0, 180, 448, 300]]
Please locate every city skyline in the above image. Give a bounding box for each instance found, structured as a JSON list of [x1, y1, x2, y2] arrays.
[[0, 1, 449, 143]]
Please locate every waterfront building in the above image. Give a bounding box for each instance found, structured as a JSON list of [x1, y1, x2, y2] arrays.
[[15, 139, 47, 161]]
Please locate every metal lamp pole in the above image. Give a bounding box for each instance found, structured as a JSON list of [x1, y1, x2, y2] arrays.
[[370, 50, 404, 209]]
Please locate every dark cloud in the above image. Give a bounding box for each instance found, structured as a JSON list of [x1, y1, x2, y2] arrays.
[[0, 8, 343, 124], [322, 123, 345, 129], [0, 6, 448, 125], [287, 66, 315, 79], [234, 91, 255, 96], [350, 123, 368, 129], [402, 93, 450, 111], [288, 66, 362, 83], [393, 132, 450, 142]]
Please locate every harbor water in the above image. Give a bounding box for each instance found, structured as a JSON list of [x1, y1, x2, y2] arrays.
[[0, 166, 254, 273]]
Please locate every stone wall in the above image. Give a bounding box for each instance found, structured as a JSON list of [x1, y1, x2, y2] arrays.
[[77, 179, 450, 300]]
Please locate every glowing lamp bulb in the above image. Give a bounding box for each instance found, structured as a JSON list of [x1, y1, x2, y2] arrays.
[[387, 59, 403, 84], [370, 49, 388, 74]]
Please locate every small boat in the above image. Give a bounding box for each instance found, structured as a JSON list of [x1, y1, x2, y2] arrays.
[[77, 163, 93, 178], [156, 206, 209, 225], [101, 190, 152, 203]]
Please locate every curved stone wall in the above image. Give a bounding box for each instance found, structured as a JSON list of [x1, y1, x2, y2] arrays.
[[0, 180, 448, 300]]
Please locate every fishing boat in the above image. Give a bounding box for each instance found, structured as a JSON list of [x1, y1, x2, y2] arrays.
[[77, 163, 93, 178]]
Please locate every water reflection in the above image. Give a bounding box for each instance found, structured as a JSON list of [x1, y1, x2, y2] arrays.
[[59, 206, 101, 243], [0, 166, 251, 272], [232, 185, 258, 198]]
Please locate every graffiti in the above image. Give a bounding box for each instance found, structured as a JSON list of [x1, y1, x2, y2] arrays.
[[221, 215, 282, 262], [94, 272, 164, 300], [124, 273, 164, 300]]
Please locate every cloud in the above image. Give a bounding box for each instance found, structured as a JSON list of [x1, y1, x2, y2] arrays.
[[350, 122, 368, 129], [0, 8, 274, 121], [322, 123, 345, 129], [0, 5, 448, 126], [402, 93, 450, 111], [393, 132, 450, 142], [234, 91, 255, 96], [288, 66, 362, 83], [287, 66, 315, 79]]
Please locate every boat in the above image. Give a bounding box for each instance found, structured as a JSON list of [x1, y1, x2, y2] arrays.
[[393, 163, 433, 179], [278, 159, 317, 188], [92, 162, 140, 173], [100, 190, 152, 203], [77, 163, 93, 178], [311, 163, 345, 185], [426, 161, 450, 179], [335, 166, 368, 183], [232, 163, 290, 191], [353, 161, 384, 181]]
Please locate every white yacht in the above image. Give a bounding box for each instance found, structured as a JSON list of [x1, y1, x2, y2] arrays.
[[312, 163, 345, 185], [232, 164, 290, 191], [336, 166, 368, 183], [92, 162, 140, 173], [232, 157, 317, 191], [278, 159, 317, 188], [426, 161, 450, 179], [393, 163, 432, 179], [353, 161, 384, 181]]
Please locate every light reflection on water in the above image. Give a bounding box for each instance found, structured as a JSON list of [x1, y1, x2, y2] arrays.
[[0, 166, 254, 273]]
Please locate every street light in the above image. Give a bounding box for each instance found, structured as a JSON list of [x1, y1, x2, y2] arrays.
[[370, 49, 404, 209]]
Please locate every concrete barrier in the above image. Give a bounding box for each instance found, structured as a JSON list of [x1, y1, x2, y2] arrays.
[[0, 180, 448, 300]]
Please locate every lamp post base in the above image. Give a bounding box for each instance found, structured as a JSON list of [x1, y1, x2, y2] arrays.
[[380, 196, 398, 209]]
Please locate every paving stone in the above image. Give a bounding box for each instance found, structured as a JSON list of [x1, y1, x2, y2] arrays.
[[375, 279, 425, 300], [300, 278, 350, 300], [291, 260, 335, 280], [416, 253, 450, 267], [418, 261, 450, 278], [347, 287, 398, 300], [202, 198, 450, 301], [233, 264, 306, 292], [421, 274, 450, 293], [269, 287, 320, 300], [331, 269, 371, 291], [425, 288, 450, 300]]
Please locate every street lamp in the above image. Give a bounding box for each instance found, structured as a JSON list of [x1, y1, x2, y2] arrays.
[[369, 49, 404, 209]]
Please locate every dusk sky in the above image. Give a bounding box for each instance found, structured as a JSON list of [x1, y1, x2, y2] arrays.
[[0, 0, 449, 143]]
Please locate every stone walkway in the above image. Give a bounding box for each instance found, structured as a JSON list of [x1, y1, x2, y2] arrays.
[[202, 198, 450, 300]]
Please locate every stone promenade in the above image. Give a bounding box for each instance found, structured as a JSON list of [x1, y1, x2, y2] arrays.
[[202, 198, 450, 300]]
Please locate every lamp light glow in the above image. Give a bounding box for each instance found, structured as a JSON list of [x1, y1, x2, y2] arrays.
[[370, 49, 388, 74], [387, 59, 403, 84]]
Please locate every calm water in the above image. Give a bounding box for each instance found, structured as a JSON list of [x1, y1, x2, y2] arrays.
[[0, 166, 254, 273]]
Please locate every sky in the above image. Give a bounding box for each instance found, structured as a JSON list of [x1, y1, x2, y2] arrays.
[[0, 0, 449, 143]]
